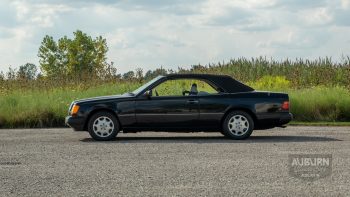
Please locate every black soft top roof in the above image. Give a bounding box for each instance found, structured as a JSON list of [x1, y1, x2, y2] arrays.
[[165, 74, 254, 93]]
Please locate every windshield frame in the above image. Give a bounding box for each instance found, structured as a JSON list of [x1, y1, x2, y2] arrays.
[[131, 76, 165, 96]]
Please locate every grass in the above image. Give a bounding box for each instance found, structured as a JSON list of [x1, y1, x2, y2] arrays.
[[1, 79, 350, 128], [289, 121, 350, 126], [1, 56, 350, 128], [0, 82, 140, 128], [182, 57, 350, 89], [287, 86, 350, 122]]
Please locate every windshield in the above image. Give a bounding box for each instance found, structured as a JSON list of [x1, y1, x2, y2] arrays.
[[131, 76, 164, 95]]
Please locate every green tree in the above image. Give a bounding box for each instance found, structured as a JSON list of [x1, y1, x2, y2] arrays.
[[6, 67, 16, 80], [123, 71, 135, 80], [17, 63, 37, 80], [0, 71, 4, 81], [101, 62, 118, 80], [135, 68, 143, 82], [38, 30, 109, 79], [38, 36, 64, 77], [144, 68, 168, 80]]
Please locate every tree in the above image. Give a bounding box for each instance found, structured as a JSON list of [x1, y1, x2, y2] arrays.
[[38, 30, 109, 79], [6, 67, 16, 80], [122, 71, 135, 80], [135, 68, 143, 82], [144, 70, 153, 80], [38, 36, 64, 77], [17, 63, 37, 80], [144, 67, 168, 80], [100, 62, 117, 80], [0, 71, 4, 81]]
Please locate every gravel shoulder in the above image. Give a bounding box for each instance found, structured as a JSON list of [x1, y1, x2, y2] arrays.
[[1, 126, 350, 196]]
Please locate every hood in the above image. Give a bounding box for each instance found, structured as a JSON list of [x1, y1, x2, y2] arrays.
[[74, 94, 133, 104]]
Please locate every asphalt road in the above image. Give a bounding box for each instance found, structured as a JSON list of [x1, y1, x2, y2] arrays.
[[1, 126, 350, 196]]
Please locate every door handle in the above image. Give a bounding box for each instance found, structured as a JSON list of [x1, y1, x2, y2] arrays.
[[187, 100, 199, 104]]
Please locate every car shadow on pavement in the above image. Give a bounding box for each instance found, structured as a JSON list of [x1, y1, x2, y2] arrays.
[[80, 135, 341, 144]]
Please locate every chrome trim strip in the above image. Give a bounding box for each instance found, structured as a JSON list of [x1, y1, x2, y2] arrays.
[[118, 114, 135, 117], [136, 113, 198, 116], [200, 112, 224, 115]]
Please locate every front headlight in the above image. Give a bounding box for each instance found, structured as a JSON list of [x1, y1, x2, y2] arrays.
[[70, 104, 80, 116]]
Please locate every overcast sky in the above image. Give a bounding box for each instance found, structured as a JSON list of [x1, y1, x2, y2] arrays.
[[1, 0, 350, 74]]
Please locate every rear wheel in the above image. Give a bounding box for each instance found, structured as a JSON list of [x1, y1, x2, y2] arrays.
[[88, 111, 119, 141], [222, 110, 254, 140]]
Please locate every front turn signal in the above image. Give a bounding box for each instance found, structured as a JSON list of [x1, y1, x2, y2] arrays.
[[281, 101, 289, 110], [71, 104, 80, 115]]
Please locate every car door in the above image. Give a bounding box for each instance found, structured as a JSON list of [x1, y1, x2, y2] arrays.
[[135, 95, 199, 129], [198, 94, 228, 129]]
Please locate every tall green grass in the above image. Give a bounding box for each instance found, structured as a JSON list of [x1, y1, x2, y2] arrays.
[[1, 78, 349, 128], [1, 57, 350, 128], [0, 82, 140, 128], [248, 77, 350, 122], [288, 86, 350, 121], [183, 57, 350, 88]]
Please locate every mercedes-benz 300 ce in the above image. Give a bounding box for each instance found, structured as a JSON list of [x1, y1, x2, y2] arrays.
[[66, 74, 292, 141]]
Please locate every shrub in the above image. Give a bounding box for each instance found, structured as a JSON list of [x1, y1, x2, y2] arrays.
[[248, 76, 291, 91]]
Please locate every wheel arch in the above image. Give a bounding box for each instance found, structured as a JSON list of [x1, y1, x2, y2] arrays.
[[84, 108, 121, 131], [221, 107, 257, 128]]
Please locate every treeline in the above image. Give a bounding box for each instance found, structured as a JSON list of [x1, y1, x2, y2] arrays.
[[182, 57, 350, 88], [0, 30, 169, 83], [1, 30, 350, 90], [0, 63, 38, 81], [1, 30, 117, 82], [2, 57, 350, 92]]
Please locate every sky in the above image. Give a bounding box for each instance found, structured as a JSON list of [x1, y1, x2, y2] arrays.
[[1, 0, 350, 74]]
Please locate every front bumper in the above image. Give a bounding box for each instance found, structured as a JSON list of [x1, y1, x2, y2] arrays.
[[65, 116, 85, 131]]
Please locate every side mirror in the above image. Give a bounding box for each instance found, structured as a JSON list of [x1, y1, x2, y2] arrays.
[[144, 90, 152, 98]]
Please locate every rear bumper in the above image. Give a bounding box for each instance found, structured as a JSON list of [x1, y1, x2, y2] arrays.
[[256, 112, 293, 128], [278, 112, 293, 125], [65, 116, 85, 131]]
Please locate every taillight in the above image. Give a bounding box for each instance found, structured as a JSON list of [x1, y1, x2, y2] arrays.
[[281, 101, 289, 110]]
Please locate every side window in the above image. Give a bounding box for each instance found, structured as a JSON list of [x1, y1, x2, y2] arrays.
[[152, 79, 219, 97]]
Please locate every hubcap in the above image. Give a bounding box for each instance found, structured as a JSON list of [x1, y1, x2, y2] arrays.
[[228, 115, 249, 136], [93, 116, 114, 137]]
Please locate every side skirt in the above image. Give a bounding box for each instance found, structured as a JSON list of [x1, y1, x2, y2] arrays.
[[122, 127, 221, 133]]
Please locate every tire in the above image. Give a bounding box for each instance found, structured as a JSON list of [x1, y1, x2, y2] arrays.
[[222, 110, 254, 140], [88, 111, 119, 141]]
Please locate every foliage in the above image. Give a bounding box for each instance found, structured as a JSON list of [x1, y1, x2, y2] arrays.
[[288, 86, 350, 121], [17, 63, 38, 80], [181, 57, 350, 88], [154, 79, 217, 96], [2, 43, 350, 127], [135, 68, 143, 82], [122, 71, 135, 80], [0, 80, 140, 128], [0, 81, 349, 128], [6, 67, 17, 80], [248, 75, 291, 90], [0, 72, 4, 81], [38, 30, 110, 79], [144, 67, 168, 80]]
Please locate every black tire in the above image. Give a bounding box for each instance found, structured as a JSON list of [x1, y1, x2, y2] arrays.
[[222, 110, 254, 140], [88, 111, 119, 141]]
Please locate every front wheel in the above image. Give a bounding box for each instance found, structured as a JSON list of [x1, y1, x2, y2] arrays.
[[222, 111, 254, 140], [88, 111, 119, 141]]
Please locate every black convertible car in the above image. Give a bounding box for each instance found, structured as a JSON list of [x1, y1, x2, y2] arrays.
[[66, 74, 292, 140]]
